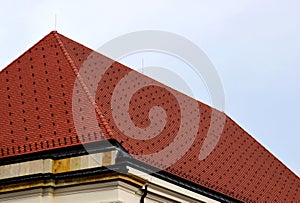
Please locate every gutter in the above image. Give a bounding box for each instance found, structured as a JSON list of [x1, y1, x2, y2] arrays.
[[140, 184, 148, 203]]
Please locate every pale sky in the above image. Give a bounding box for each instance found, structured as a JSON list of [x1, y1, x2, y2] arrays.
[[1, 0, 299, 176]]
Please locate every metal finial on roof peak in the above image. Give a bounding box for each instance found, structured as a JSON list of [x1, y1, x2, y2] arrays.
[[54, 14, 57, 31]]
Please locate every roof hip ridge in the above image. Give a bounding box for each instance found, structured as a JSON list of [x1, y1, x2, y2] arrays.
[[52, 31, 114, 138]]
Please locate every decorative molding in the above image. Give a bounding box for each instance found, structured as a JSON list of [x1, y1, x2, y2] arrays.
[[0, 141, 239, 202], [0, 150, 117, 181]]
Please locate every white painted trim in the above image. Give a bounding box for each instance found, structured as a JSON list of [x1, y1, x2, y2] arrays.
[[128, 166, 220, 203]]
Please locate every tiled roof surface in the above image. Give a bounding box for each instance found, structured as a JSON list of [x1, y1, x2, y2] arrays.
[[1, 31, 299, 202]]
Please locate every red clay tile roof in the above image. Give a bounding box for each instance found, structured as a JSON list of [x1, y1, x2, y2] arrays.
[[1, 31, 299, 202]]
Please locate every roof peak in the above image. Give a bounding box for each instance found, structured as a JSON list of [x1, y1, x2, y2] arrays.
[[1, 31, 59, 74]]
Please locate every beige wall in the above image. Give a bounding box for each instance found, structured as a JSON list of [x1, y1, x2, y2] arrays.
[[0, 181, 197, 203], [0, 151, 219, 203]]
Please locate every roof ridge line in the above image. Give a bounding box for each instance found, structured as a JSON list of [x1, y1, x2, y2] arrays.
[[225, 114, 300, 178], [52, 32, 114, 138]]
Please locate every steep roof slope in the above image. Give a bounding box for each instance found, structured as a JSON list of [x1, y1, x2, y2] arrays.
[[0, 32, 109, 155], [0, 31, 299, 202]]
